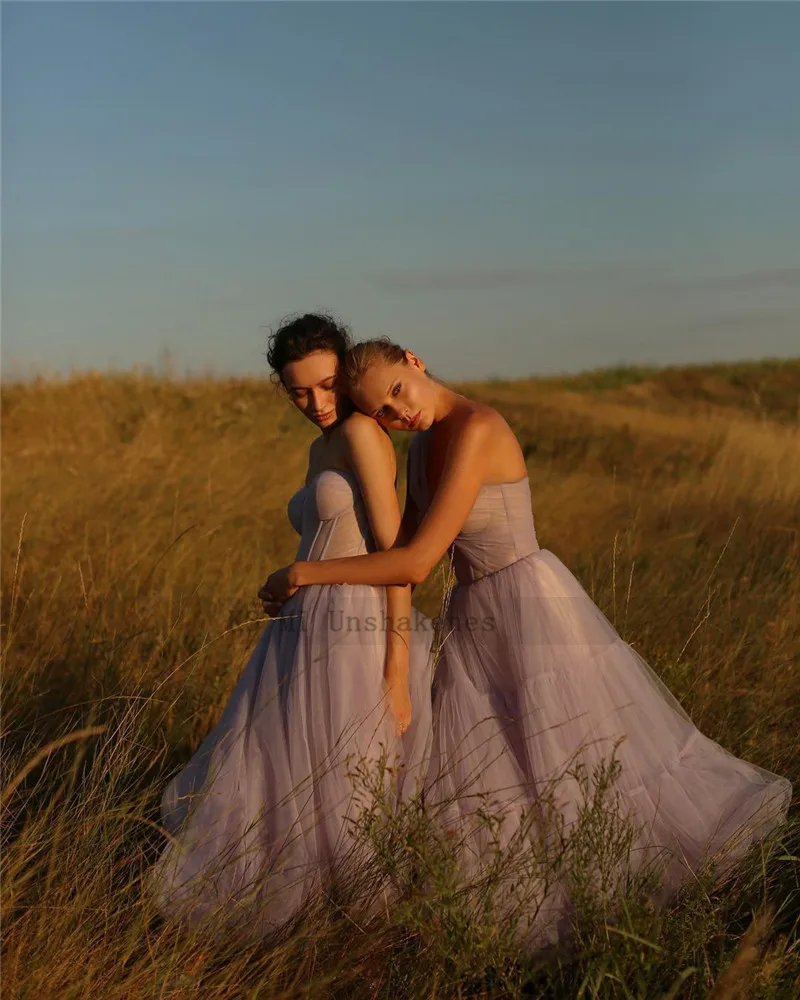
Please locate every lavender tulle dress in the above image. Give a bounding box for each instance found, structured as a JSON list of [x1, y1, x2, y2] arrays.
[[153, 469, 434, 931], [408, 431, 791, 945]]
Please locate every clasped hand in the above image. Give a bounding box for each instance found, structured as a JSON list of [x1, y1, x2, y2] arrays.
[[257, 565, 299, 616]]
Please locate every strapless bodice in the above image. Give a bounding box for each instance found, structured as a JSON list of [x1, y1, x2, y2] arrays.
[[407, 431, 539, 582], [287, 469, 375, 562]]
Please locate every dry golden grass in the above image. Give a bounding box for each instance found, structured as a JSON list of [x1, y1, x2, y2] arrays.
[[2, 358, 799, 998]]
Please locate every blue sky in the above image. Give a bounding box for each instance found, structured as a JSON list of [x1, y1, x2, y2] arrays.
[[3, 1, 799, 380]]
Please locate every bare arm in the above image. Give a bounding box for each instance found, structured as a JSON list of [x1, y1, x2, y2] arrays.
[[288, 413, 495, 589], [340, 413, 412, 731], [340, 414, 412, 643], [397, 447, 421, 549], [397, 448, 422, 592]]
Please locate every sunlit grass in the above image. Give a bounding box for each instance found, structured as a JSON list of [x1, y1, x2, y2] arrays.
[[2, 359, 798, 997]]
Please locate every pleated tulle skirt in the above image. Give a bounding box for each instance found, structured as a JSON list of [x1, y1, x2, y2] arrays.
[[426, 549, 792, 946], [152, 584, 434, 933]]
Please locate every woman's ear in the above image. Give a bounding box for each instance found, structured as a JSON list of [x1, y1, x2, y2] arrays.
[[404, 349, 426, 373]]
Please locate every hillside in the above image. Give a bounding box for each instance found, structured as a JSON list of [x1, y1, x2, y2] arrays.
[[2, 358, 799, 998]]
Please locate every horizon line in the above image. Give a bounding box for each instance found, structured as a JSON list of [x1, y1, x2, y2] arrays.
[[2, 354, 798, 389]]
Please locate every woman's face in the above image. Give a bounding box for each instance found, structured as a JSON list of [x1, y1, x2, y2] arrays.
[[350, 351, 435, 432], [281, 350, 347, 430]]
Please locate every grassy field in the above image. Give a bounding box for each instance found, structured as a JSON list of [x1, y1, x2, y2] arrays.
[[2, 358, 799, 998]]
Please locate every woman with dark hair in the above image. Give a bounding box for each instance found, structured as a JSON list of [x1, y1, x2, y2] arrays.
[[264, 337, 792, 949], [153, 317, 434, 933]]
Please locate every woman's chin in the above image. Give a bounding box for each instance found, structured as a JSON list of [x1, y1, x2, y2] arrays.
[[411, 413, 430, 433]]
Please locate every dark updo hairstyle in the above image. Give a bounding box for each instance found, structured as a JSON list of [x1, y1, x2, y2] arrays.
[[266, 312, 352, 385]]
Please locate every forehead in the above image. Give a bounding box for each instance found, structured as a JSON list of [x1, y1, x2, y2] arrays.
[[282, 350, 338, 386]]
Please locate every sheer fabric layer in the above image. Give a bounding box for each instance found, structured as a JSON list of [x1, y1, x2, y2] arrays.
[[407, 431, 791, 948], [153, 469, 434, 932]]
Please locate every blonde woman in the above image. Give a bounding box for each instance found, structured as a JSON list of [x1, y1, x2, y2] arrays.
[[264, 337, 791, 947]]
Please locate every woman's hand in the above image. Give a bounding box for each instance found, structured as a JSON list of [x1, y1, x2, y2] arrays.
[[257, 583, 284, 617], [259, 565, 299, 611], [384, 655, 412, 736]]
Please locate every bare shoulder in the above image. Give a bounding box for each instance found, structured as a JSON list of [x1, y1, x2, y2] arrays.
[[451, 400, 511, 443], [447, 399, 525, 480], [339, 412, 395, 462], [340, 410, 385, 442]]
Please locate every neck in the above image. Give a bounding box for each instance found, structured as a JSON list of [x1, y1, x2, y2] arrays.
[[430, 381, 463, 424], [322, 400, 351, 437]]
